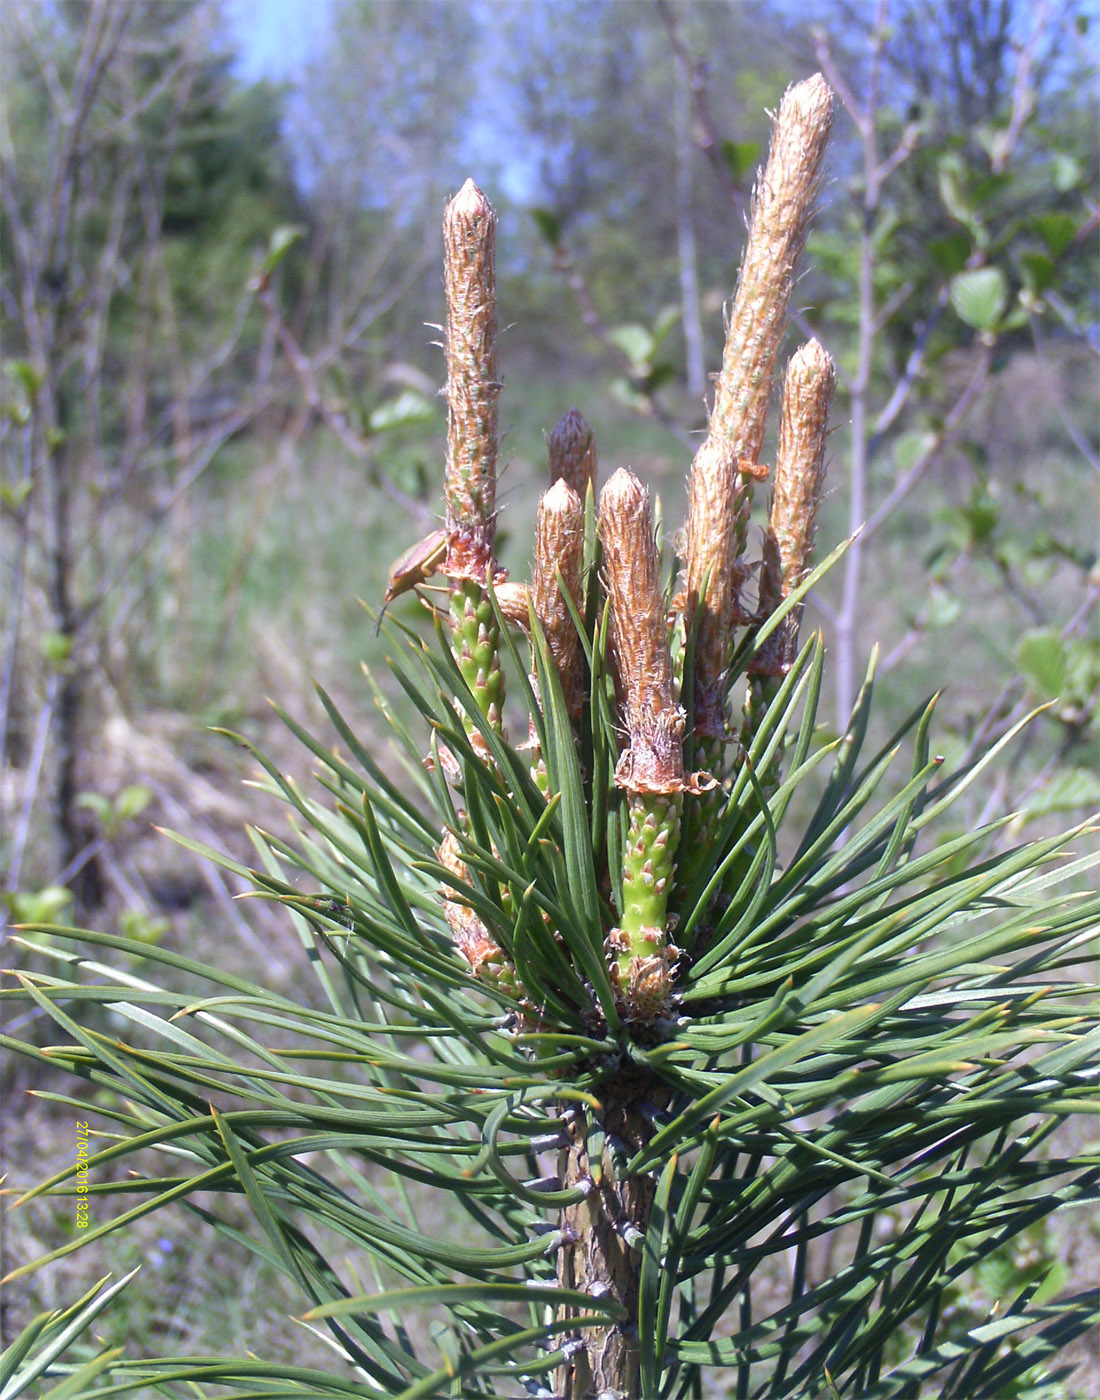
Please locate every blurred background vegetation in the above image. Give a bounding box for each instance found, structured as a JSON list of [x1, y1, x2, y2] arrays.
[[1, 0, 1097, 1376]]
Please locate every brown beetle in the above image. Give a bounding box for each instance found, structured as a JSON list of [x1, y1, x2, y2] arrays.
[[383, 527, 447, 605], [376, 527, 447, 631]]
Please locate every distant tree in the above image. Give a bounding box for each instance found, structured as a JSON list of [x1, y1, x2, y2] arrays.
[[647, 0, 1098, 828], [503, 0, 795, 385], [796, 0, 1098, 770], [0, 0, 302, 916], [286, 0, 483, 373]]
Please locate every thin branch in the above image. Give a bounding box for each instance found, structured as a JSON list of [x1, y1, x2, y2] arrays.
[[5, 671, 60, 904], [656, 0, 749, 221], [989, 0, 1049, 174], [811, 25, 869, 136], [257, 284, 436, 525], [869, 292, 950, 443], [1028, 311, 1100, 476], [861, 345, 991, 547]]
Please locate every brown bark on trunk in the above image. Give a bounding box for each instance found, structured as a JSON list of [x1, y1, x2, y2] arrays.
[[555, 1082, 662, 1400]]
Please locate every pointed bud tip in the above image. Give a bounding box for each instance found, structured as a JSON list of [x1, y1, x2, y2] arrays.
[[542, 477, 583, 513], [448, 178, 493, 219], [601, 466, 646, 508], [783, 72, 835, 123], [789, 337, 836, 380], [551, 406, 590, 440]]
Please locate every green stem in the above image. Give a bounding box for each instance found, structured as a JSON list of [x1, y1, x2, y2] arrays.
[[678, 732, 729, 901], [449, 578, 504, 732], [615, 790, 682, 1019]]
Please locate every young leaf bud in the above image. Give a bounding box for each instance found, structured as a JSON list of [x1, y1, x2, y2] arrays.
[[443, 178, 500, 583], [442, 180, 506, 735], [600, 469, 695, 1019], [683, 75, 835, 742], [533, 478, 586, 723], [438, 830, 519, 995], [752, 338, 835, 678], [548, 407, 598, 501], [599, 468, 685, 794]]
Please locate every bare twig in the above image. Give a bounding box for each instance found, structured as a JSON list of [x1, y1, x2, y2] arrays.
[[257, 284, 434, 527]]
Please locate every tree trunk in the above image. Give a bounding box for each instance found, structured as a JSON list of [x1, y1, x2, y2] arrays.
[[555, 1081, 660, 1399], [674, 71, 706, 400], [48, 441, 103, 917]]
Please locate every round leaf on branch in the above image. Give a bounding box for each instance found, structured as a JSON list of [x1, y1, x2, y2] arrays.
[[368, 390, 437, 434], [950, 267, 1008, 331], [1016, 628, 1068, 702]]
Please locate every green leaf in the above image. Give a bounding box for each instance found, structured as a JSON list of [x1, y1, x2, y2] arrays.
[[1023, 769, 1100, 819], [928, 232, 972, 276], [607, 321, 655, 367], [721, 137, 760, 181], [923, 586, 962, 630], [1051, 153, 1082, 192], [38, 631, 72, 666], [1018, 251, 1056, 297], [367, 389, 436, 433], [959, 484, 999, 544], [531, 206, 562, 247], [892, 430, 936, 473], [117, 910, 169, 946], [608, 374, 650, 413], [1017, 628, 1067, 701], [0, 480, 33, 512], [115, 784, 153, 823], [937, 153, 984, 242], [260, 223, 306, 274], [651, 303, 681, 347], [76, 791, 113, 827], [2, 358, 44, 399], [643, 360, 677, 393], [950, 267, 1008, 331], [6, 885, 73, 926], [1033, 211, 1078, 259], [1063, 636, 1100, 701]]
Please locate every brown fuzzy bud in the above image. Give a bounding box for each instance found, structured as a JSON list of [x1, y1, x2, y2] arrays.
[[684, 74, 834, 735], [492, 581, 531, 627], [548, 408, 597, 500], [533, 479, 586, 721], [682, 439, 751, 738], [599, 469, 686, 794], [708, 74, 834, 465], [443, 179, 500, 583], [438, 830, 504, 979], [752, 338, 835, 676]]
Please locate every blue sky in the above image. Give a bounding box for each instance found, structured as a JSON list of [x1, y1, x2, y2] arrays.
[[224, 0, 334, 81], [223, 0, 538, 200]]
